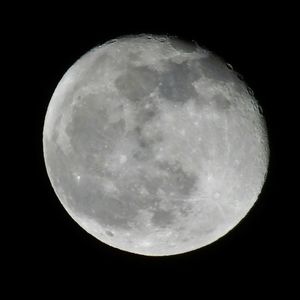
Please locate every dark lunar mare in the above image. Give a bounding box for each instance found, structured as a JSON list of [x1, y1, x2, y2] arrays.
[[169, 37, 198, 53], [115, 66, 159, 102], [158, 61, 201, 104]]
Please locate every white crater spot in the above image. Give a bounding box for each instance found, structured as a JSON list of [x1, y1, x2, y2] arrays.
[[120, 155, 127, 164], [43, 34, 269, 256]]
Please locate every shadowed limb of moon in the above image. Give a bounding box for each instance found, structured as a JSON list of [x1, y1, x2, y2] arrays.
[[43, 34, 269, 256]]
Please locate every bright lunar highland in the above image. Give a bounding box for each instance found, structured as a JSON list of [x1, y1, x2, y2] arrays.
[[43, 35, 269, 256]]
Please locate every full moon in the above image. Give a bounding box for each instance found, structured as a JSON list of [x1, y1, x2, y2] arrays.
[[43, 34, 269, 256]]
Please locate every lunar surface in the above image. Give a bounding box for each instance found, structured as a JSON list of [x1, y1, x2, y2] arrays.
[[43, 34, 269, 256]]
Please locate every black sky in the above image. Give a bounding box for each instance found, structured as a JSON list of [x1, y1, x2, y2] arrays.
[[8, 3, 296, 296]]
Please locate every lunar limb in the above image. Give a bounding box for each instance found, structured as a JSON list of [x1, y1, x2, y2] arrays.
[[43, 35, 269, 256]]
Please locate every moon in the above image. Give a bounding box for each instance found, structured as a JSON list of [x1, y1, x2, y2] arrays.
[[43, 34, 269, 256]]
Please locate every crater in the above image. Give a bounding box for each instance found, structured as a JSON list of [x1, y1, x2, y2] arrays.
[[114, 66, 159, 102], [105, 230, 114, 237]]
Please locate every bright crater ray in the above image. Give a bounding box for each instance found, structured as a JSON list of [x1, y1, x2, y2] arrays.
[[43, 34, 269, 256]]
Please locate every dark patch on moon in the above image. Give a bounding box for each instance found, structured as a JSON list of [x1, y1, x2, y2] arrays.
[[211, 94, 232, 111], [44, 139, 78, 204], [134, 101, 158, 124], [92, 196, 138, 230], [169, 37, 197, 53], [199, 55, 234, 82], [44, 139, 134, 230], [158, 61, 201, 104], [66, 94, 125, 161], [131, 122, 164, 162], [132, 147, 153, 162], [140, 173, 164, 195], [105, 230, 114, 237], [137, 130, 164, 149], [59, 172, 134, 230], [114, 66, 159, 102], [151, 209, 175, 228], [156, 160, 198, 197], [135, 160, 198, 200], [127, 51, 142, 61]]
